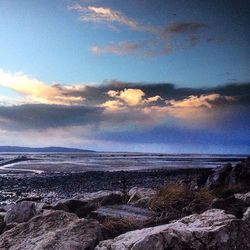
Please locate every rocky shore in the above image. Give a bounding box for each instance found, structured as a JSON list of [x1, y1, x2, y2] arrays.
[[0, 157, 249, 249], [0, 168, 212, 204]]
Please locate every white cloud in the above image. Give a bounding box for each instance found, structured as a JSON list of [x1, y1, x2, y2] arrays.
[[69, 4, 138, 29], [0, 69, 85, 105]]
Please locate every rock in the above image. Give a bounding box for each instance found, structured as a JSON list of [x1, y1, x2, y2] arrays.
[[54, 199, 95, 218], [131, 197, 152, 208], [0, 210, 102, 250], [17, 196, 43, 203], [235, 192, 250, 206], [54, 191, 124, 218], [243, 207, 250, 227], [52, 202, 70, 212], [0, 213, 5, 234], [92, 205, 155, 225], [205, 158, 250, 190], [4, 201, 38, 224], [128, 187, 156, 207], [79, 190, 124, 205], [2, 223, 17, 233], [95, 209, 250, 250], [212, 196, 247, 218], [205, 163, 233, 189]]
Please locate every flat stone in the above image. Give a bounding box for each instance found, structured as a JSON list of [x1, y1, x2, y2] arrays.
[[92, 205, 155, 224]]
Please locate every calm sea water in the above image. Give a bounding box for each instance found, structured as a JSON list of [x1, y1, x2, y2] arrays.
[[0, 152, 247, 174]]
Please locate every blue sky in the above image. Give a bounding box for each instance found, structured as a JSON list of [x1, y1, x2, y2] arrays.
[[0, 0, 249, 153]]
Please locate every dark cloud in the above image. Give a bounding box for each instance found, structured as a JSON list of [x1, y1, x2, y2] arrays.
[[166, 21, 208, 34], [94, 105, 250, 147], [0, 82, 249, 134], [189, 35, 200, 47], [52, 81, 250, 106], [206, 37, 224, 44], [0, 104, 104, 130], [97, 80, 250, 104], [48, 81, 250, 108]]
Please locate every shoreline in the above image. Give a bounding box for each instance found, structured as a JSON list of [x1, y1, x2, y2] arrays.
[[0, 167, 213, 204]]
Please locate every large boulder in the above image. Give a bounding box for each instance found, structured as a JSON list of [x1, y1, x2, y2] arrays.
[[205, 158, 250, 190], [205, 164, 233, 189], [128, 187, 156, 208], [54, 199, 92, 218], [80, 191, 124, 205], [4, 201, 38, 224], [212, 196, 247, 218], [95, 209, 250, 250], [0, 210, 102, 250], [53, 191, 124, 218]]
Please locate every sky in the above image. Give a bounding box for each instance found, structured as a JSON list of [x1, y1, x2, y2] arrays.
[[0, 0, 249, 153]]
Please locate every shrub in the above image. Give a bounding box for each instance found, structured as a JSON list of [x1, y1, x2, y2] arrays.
[[101, 218, 141, 239], [149, 183, 214, 223]]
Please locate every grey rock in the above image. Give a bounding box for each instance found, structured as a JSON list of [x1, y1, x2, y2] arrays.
[[79, 190, 124, 205], [2, 222, 17, 233], [128, 187, 156, 207], [212, 196, 247, 218], [96, 209, 250, 250], [205, 164, 232, 189], [54, 191, 124, 218], [0, 212, 5, 234], [205, 158, 250, 190], [0, 210, 102, 250], [4, 201, 38, 224], [92, 205, 155, 225], [243, 206, 250, 228], [235, 192, 250, 206]]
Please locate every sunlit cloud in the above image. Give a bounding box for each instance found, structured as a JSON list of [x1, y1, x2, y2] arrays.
[[0, 69, 85, 105], [69, 4, 139, 29], [0, 69, 245, 133], [69, 2, 214, 57], [108, 88, 145, 106], [168, 94, 236, 109]]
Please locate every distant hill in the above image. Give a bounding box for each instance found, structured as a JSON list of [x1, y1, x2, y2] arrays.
[[0, 146, 95, 153]]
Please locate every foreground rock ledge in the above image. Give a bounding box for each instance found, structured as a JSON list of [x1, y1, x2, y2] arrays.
[[96, 209, 250, 250], [0, 210, 102, 250]]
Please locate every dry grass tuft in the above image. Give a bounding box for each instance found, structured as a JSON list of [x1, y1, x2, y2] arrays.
[[101, 218, 141, 239], [149, 183, 215, 223]]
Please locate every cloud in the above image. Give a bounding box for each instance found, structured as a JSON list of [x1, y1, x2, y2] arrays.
[[0, 69, 85, 105], [91, 39, 163, 57], [166, 21, 208, 34], [69, 4, 139, 30], [91, 41, 143, 56], [0, 104, 103, 130], [87, 20, 209, 57], [207, 37, 224, 44], [102, 88, 163, 111], [0, 70, 248, 133], [168, 94, 236, 109], [69, 2, 213, 57], [108, 88, 145, 106], [0, 73, 249, 152]]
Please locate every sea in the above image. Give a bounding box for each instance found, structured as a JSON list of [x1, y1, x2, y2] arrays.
[[0, 152, 248, 174]]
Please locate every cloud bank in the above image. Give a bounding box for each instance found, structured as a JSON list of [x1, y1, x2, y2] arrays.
[[0, 69, 249, 152]]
